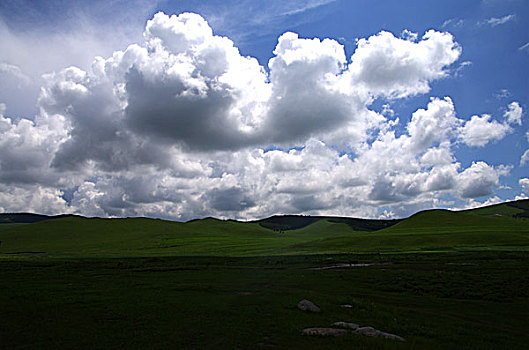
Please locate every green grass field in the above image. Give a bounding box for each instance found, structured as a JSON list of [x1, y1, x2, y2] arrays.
[[0, 200, 528, 349], [1, 201, 528, 257]]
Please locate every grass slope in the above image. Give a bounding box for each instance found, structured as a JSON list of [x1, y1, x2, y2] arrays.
[[462, 199, 529, 219], [1, 201, 528, 349], [0, 200, 528, 257], [255, 215, 400, 231]]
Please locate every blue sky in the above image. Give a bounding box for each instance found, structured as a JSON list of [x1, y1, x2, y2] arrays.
[[0, 0, 528, 219]]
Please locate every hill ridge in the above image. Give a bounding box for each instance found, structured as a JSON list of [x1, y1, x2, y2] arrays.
[[1, 199, 528, 226], [0, 199, 528, 257]]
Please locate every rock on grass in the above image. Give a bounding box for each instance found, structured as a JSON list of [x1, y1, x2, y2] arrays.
[[355, 326, 405, 342], [332, 321, 359, 330], [378, 332, 406, 342], [301, 328, 348, 337], [355, 326, 380, 337], [297, 299, 321, 312]]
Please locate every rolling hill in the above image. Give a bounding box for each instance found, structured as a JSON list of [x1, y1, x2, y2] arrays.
[[0, 199, 527, 257]]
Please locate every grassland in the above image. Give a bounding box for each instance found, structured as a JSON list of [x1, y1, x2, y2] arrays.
[[0, 200, 528, 349], [0, 201, 528, 257]]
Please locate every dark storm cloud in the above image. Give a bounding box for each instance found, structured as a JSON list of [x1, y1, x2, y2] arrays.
[[205, 187, 256, 212]]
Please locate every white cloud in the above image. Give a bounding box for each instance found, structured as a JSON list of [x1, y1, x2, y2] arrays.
[[381, 104, 395, 117], [348, 30, 461, 98], [407, 97, 459, 151], [455, 60, 472, 77], [495, 89, 511, 99], [0, 184, 70, 215], [521, 149, 529, 166], [281, 0, 338, 16], [465, 195, 502, 210], [519, 42, 529, 52], [520, 178, 529, 194], [0, 1, 153, 117], [401, 29, 418, 42], [0, 61, 38, 117], [456, 162, 508, 198], [0, 107, 70, 185], [0, 62, 30, 85], [0, 11, 519, 220], [458, 114, 511, 147], [503, 101, 522, 125], [442, 18, 464, 29], [484, 14, 515, 27], [37, 12, 463, 160]]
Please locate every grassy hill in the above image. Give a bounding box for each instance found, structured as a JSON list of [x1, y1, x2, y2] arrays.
[[461, 199, 529, 219], [254, 215, 401, 231], [1, 200, 528, 349], [0, 200, 527, 257], [0, 212, 78, 224]]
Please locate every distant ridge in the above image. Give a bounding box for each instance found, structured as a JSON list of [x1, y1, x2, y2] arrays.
[[1, 199, 528, 226], [460, 199, 529, 219], [0, 213, 79, 224], [253, 215, 401, 231]]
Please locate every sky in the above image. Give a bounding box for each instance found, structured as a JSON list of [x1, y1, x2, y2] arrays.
[[0, 0, 528, 220]]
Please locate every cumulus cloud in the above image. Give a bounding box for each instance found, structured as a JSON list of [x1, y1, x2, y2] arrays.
[[407, 97, 459, 151], [204, 187, 256, 212], [457, 101, 521, 147], [503, 101, 522, 125], [456, 162, 508, 198], [0, 106, 69, 185], [0, 11, 519, 220], [348, 30, 461, 98], [458, 114, 511, 147], [0, 184, 70, 214], [36, 12, 463, 158], [465, 195, 503, 210], [520, 178, 529, 195]]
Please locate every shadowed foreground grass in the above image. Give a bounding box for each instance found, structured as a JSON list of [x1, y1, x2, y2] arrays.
[[1, 252, 527, 349]]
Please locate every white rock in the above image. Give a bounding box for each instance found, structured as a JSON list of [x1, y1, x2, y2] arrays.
[[332, 321, 359, 330], [379, 332, 406, 342], [355, 326, 380, 337], [301, 328, 348, 337], [297, 299, 321, 312]]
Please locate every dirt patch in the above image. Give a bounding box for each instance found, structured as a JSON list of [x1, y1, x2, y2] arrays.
[[308, 262, 392, 270]]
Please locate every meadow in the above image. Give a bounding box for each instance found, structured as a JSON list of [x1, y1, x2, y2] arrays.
[[0, 200, 528, 349]]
